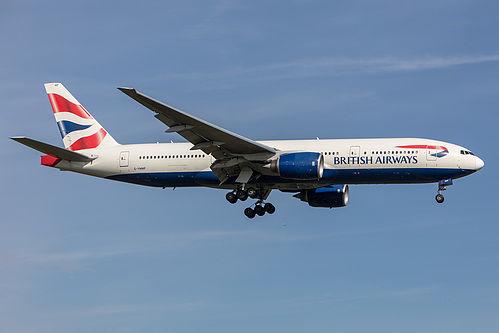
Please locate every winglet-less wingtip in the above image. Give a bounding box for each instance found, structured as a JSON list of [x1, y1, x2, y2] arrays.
[[117, 87, 136, 94]]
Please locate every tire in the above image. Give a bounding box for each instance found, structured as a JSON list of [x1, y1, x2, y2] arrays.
[[247, 188, 257, 199], [254, 205, 266, 216], [436, 194, 444, 203], [236, 189, 248, 201], [226, 192, 237, 204], [264, 203, 276, 214], [244, 207, 255, 219]]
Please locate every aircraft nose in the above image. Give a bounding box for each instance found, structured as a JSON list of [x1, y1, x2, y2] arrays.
[[475, 156, 484, 170]]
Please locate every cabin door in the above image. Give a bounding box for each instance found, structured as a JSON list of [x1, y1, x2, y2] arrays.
[[426, 146, 437, 161], [120, 151, 129, 167]]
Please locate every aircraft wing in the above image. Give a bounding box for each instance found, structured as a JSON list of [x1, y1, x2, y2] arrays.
[[117, 87, 276, 160], [10, 136, 95, 162]]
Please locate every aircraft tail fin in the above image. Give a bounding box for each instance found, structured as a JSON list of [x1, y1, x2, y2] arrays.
[[45, 83, 118, 151]]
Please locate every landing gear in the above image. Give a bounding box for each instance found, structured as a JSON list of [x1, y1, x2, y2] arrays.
[[435, 179, 452, 204], [247, 187, 258, 199], [236, 189, 248, 201], [244, 207, 256, 219], [246, 201, 275, 218], [225, 187, 275, 218], [226, 192, 237, 204], [254, 204, 266, 216], [264, 202, 276, 214]]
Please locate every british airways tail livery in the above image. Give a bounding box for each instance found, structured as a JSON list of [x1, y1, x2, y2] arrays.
[[46, 83, 119, 151], [11, 83, 484, 218]]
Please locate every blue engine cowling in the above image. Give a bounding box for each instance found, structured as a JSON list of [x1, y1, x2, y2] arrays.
[[270, 152, 324, 180], [295, 185, 349, 208]]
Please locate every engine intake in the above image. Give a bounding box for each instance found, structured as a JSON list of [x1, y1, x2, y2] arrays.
[[270, 152, 324, 180], [295, 185, 349, 208]]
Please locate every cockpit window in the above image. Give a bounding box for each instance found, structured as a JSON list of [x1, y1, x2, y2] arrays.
[[460, 150, 475, 156]]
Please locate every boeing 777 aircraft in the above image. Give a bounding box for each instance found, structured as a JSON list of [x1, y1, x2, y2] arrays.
[[12, 83, 484, 218]]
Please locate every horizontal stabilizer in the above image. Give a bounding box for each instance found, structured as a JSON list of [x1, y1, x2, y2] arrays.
[[10, 136, 96, 162]]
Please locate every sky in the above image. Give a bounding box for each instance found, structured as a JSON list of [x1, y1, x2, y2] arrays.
[[1, 0, 498, 332]]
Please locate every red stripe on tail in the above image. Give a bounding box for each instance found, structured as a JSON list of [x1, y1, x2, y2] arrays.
[[68, 128, 107, 151], [47, 93, 93, 119]]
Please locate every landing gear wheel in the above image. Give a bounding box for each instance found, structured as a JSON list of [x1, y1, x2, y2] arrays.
[[247, 188, 257, 199], [244, 207, 255, 219], [236, 189, 248, 201], [254, 205, 266, 216], [436, 194, 444, 203], [264, 203, 276, 214], [226, 192, 237, 204]]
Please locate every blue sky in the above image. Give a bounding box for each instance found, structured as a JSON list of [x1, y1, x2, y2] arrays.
[[1, 1, 498, 332]]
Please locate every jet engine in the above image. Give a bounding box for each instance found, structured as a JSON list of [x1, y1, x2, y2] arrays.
[[294, 185, 349, 208], [269, 152, 324, 180]]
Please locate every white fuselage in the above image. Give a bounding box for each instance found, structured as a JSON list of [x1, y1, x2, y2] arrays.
[[51, 137, 483, 190]]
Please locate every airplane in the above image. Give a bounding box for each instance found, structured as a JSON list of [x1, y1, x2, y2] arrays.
[[11, 83, 484, 218]]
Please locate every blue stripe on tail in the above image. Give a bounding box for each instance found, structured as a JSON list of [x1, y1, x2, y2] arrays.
[[57, 120, 92, 138]]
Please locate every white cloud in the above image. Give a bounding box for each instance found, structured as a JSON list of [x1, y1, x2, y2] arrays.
[[160, 54, 499, 89]]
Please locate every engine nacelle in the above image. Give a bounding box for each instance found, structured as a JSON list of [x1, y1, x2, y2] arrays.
[[295, 185, 349, 208], [269, 152, 324, 180]]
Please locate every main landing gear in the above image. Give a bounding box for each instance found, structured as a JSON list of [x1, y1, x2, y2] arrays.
[[244, 202, 276, 219], [436, 179, 453, 204], [226, 187, 275, 218]]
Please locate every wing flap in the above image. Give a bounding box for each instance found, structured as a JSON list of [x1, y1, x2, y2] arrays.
[[10, 136, 96, 162]]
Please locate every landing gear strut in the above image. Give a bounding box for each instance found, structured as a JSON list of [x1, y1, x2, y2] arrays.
[[436, 179, 453, 204], [226, 187, 275, 218]]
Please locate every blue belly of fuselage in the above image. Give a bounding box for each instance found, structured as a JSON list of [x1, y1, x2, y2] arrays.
[[106, 167, 476, 188]]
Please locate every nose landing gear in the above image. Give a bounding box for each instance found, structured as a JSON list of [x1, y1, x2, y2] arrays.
[[436, 179, 453, 204]]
